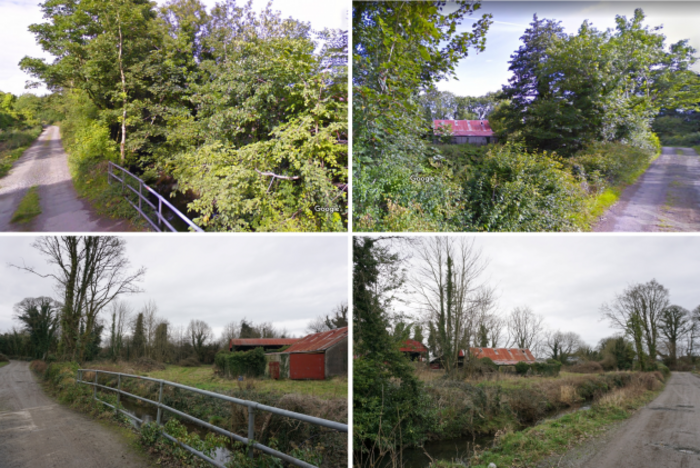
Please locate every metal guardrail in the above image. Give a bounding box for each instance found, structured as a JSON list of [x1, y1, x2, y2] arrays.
[[77, 369, 347, 468], [107, 161, 204, 232]]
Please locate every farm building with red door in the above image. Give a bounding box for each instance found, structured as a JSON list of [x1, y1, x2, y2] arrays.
[[272, 327, 348, 380]]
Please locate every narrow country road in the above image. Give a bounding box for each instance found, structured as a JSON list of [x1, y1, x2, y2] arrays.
[[0, 126, 130, 232], [594, 147, 700, 232], [567, 372, 700, 468], [0, 361, 150, 468]]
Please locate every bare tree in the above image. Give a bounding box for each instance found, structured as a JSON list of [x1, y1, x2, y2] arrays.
[[108, 300, 132, 361], [545, 330, 584, 363], [220, 321, 240, 349], [187, 319, 213, 361], [13, 236, 145, 361], [658, 305, 691, 368], [306, 301, 349, 334], [413, 237, 495, 375], [506, 306, 545, 354], [140, 300, 158, 358], [601, 279, 670, 370]]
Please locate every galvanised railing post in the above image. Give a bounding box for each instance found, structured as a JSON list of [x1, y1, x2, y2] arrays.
[[117, 374, 121, 412], [157, 380, 164, 425], [139, 181, 142, 212], [93, 370, 98, 399], [107, 163, 111, 185], [248, 406, 255, 458], [158, 198, 163, 227]]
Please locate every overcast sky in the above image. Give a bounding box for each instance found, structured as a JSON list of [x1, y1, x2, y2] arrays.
[[0, 235, 348, 339], [0, 0, 348, 96], [439, 1, 700, 97], [382, 235, 700, 352]]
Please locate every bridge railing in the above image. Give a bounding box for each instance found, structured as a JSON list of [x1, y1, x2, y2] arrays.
[[107, 161, 203, 232], [77, 369, 346, 468]]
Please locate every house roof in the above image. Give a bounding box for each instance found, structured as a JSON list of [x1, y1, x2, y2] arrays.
[[470, 347, 536, 365], [229, 338, 299, 348], [433, 120, 494, 137], [400, 339, 428, 353], [284, 327, 348, 353]]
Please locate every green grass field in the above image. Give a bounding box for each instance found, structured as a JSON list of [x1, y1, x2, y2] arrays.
[[0, 361, 9, 369], [144, 365, 347, 399]]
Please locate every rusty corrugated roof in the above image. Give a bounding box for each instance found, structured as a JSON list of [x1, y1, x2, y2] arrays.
[[400, 339, 428, 353], [285, 327, 348, 353], [470, 347, 537, 365], [433, 120, 494, 137], [229, 338, 299, 348]]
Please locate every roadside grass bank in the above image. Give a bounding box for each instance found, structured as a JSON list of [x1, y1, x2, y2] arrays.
[[34, 360, 346, 468], [468, 371, 666, 468], [0, 126, 42, 178], [10, 185, 41, 224], [59, 118, 144, 229]]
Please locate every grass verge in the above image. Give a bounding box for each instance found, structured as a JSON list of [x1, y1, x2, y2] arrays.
[[35, 361, 346, 467], [465, 372, 665, 468], [0, 361, 8, 369], [10, 186, 41, 224], [0, 126, 42, 178]]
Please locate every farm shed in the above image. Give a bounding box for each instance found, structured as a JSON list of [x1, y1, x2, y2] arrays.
[[400, 340, 428, 361], [229, 338, 299, 352], [433, 119, 497, 145], [430, 347, 536, 369], [280, 327, 348, 380]]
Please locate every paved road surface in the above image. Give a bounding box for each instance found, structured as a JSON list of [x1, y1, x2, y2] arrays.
[[594, 147, 700, 232], [0, 361, 150, 468], [0, 126, 129, 232], [566, 372, 700, 468]]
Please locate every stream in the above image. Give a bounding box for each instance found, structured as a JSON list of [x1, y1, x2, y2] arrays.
[[380, 403, 593, 467]]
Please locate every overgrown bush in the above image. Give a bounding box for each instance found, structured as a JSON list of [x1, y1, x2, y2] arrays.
[[0, 353, 9, 362], [215, 347, 266, 378], [567, 361, 604, 374], [515, 362, 530, 376], [461, 144, 586, 231], [569, 141, 656, 189]]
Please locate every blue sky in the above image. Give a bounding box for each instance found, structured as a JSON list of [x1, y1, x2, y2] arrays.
[[439, 1, 700, 97], [0, 0, 347, 96]]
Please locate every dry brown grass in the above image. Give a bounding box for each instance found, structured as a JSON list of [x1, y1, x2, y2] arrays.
[[566, 361, 604, 373], [29, 360, 47, 373]]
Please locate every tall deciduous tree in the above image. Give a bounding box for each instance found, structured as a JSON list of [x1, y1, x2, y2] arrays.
[[601, 279, 670, 370], [15, 236, 145, 361], [187, 319, 212, 361], [658, 305, 691, 368], [414, 237, 494, 375], [506, 306, 545, 353]]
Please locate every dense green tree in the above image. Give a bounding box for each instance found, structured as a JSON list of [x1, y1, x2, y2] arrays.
[[14, 297, 60, 359], [353, 237, 431, 463], [131, 312, 146, 359]]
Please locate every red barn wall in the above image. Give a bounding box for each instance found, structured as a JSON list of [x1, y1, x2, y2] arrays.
[[290, 353, 325, 380]]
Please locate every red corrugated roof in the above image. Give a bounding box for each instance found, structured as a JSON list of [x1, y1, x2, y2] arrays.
[[433, 120, 494, 137], [229, 338, 299, 347], [470, 347, 536, 365], [285, 327, 348, 353], [400, 340, 428, 353]]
